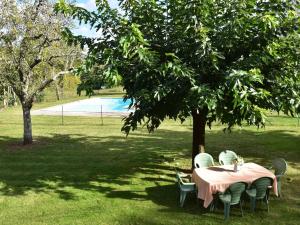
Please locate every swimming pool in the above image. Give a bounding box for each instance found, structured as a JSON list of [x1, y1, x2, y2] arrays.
[[32, 98, 134, 117]]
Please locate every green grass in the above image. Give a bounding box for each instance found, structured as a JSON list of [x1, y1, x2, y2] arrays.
[[0, 91, 299, 225]]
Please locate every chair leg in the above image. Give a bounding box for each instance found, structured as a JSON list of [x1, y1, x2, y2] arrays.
[[240, 201, 244, 217], [180, 191, 187, 207], [264, 196, 269, 213], [250, 197, 256, 212], [277, 180, 281, 197], [224, 203, 230, 220], [227, 204, 231, 220], [195, 191, 199, 205], [210, 200, 215, 212]]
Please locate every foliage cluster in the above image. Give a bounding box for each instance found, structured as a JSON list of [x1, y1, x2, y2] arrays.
[[56, 0, 300, 135]]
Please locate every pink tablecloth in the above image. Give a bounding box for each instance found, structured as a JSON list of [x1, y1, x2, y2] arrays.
[[192, 162, 278, 208]]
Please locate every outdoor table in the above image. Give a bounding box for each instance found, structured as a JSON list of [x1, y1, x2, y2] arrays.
[[192, 162, 278, 208]]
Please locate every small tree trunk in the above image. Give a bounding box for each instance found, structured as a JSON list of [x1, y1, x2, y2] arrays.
[[3, 98, 7, 108], [3, 89, 8, 108], [192, 110, 206, 168], [22, 103, 33, 145], [61, 83, 64, 99], [55, 83, 60, 101], [59, 77, 64, 99], [13, 92, 18, 106]]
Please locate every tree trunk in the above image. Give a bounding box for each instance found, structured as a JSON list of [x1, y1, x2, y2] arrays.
[[13, 92, 18, 106], [55, 83, 60, 100], [3, 88, 8, 108], [22, 103, 33, 145], [192, 110, 207, 168], [3, 98, 7, 108]]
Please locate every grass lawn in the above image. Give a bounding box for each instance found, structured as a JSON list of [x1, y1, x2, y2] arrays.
[[0, 91, 299, 225]]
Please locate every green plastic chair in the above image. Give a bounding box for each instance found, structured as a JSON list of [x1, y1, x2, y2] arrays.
[[194, 153, 214, 168], [218, 150, 238, 165], [246, 177, 273, 212], [271, 158, 287, 197], [218, 182, 247, 220], [176, 171, 196, 207]]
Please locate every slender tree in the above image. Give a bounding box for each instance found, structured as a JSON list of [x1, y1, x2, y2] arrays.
[[0, 79, 11, 108], [56, 0, 300, 167], [0, 0, 81, 144]]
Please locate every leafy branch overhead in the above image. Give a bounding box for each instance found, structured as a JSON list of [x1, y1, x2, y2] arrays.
[[56, 0, 300, 134]]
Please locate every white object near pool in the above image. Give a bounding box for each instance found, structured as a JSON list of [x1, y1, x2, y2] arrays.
[[32, 98, 134, 117]]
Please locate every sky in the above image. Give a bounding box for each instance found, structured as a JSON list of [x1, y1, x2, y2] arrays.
[[72, 0, 119, 37]]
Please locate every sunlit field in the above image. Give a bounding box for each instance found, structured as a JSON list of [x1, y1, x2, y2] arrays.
[[0, 90, 299, 225]]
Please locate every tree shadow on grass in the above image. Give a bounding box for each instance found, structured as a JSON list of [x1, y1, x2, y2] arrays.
[[0, 128, 299, 216], [0, 130, 185, 201]]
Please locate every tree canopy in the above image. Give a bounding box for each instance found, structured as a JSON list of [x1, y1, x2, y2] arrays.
[[56, 0, 300, 166]]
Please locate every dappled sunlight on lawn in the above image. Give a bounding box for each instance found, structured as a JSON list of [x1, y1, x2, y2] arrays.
[[0, 111, 299, 224]]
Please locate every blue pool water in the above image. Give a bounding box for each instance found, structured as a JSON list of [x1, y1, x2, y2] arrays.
[[59, 98, 132, 112], [34, 98, 133, 114]]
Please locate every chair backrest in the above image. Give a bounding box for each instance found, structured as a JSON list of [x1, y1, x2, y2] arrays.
[[175, 171, 195, 190], [250, 177, 273, 200], [176, 172, 181, 187], [272, 158, 287, 176], [194, 153, 214, 168], [175, 171, 190, 185], [228, 182, 247, 205], [218, 150, 238, 165]]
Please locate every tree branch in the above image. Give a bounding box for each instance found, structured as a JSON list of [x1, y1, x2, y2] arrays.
[[29, 57, 42, 69], [3, 73, 23, 101], [30, 69, 73, 101], [30, 0, 45, 21], [29, 37, 62, 69]]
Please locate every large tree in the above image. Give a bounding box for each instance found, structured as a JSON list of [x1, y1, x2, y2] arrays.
[[56, 0, 300, 167], [0, 0, 80, 144]]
